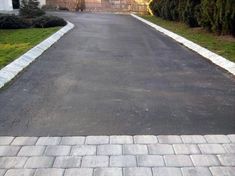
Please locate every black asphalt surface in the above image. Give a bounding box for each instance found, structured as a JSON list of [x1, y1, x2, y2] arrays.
[[0, 13, 235, 136]]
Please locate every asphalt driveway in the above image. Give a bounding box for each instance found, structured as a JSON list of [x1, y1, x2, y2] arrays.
[[0, 13, 234, 136]]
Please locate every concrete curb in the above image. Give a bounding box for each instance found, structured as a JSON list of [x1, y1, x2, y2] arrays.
[[131, 14, 235, 76], [0, 21, 75, 89]]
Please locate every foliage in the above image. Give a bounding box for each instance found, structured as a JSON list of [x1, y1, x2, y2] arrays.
[[183, 0, 201, 27], [20, 0, 45, 18], [149, 0, 235, 36], [0, 15, 30, 29], [33, 16, 67, 28]]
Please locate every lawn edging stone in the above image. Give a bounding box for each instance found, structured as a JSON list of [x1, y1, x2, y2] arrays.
[[0, 21, 74, 89], [131, 14, 235, 76]]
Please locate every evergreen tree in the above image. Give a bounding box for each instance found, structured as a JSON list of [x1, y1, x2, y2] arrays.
[[20, 0, 45, 18]]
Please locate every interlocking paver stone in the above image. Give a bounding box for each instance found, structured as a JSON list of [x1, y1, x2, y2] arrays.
[[45, 146, 71, 156], [209, 167, 235, 176], [53, 156, 81, 168], [34, 169, 64, 176], [71, 145, 96, 156], [110, 155, 137, 167], [124, 167, 152, 176], [173, 144, 200, 154], [181, 135, 206, 144], [0, 146, 20, 156], [217, 155, 235, 166], [81, 156, 109, 168], [191, 155, 220, 166], [11, 137, 38, 146], [36, 137, 61, 146], [94, 168, 122, 176], [64, 168, 93, 176], [181, 167, 212, 176], [158, 136, 182, 144], [85, 136, 109, 144], [4, 169, 35, 176], [123, 145, 148, 155], [164, 155, 193, 167], [148, 144, 174, 155], [24, 157, 54, 168], [134, 135, 158, 144], [97, 145, 122, 155], [204, 135, 230, 144], [137, 155, 164, 167], [0, 137, 14, 145], [110, 136, 133, 144], [0, 135, 234, 174], [152, 167, 182, 176], [198, 144, 226, 154], [0, 157, 27, 169], [18, 146, 45, 156], [60, 137, 85, 145], [223, 144, 235, 153]]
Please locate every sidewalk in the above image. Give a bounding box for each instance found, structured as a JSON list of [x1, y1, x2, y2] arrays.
[[0, 135, 234, 176]]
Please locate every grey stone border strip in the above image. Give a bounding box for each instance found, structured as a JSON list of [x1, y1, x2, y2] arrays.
[[0, 135, 234, 176], [131, 14, 235, 76], [0, 21, 75, 89]]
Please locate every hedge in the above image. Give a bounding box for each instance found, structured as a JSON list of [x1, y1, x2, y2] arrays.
[[149, 0, 235, 36]]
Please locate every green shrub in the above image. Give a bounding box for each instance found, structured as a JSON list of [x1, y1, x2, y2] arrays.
[[20, 0, 45, 18], [0, 15, 30, 29], [183, 0, 201, 27], [178, 0, 187, 21], [33, 15, 67, 28], [149, 0, 235, 36], [199, 0, 216, 31], [149, 0, 161, 16], [214, 0, 235, 35], [150, 0, 179, 21]]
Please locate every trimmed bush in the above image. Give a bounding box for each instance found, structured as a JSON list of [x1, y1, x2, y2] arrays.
[[149, 0, 179, 21], [149, 0, 235, 36], [183, 0, 201, 27], [33, 15, 67, 28], [0, 15, 30, 29], [20, 0, 45, 18]]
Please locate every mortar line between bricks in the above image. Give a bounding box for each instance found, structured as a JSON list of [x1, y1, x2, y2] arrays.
[[215, 154, 223, 166], [172, 144, 176, 155], [150, 167, 154, 176], [10, 145, 20, 157], [8, 137, 15, 145]]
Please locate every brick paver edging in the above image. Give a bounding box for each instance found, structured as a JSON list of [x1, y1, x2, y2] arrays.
[[131, 14, 235, 76], [0, 135, 234, 176], [0, 21, 75, 89]]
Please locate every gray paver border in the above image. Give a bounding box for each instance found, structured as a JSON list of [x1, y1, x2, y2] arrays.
[[131, 14, 235, 76], [0, 21, 75, 89], [0, 135, 235, 176]]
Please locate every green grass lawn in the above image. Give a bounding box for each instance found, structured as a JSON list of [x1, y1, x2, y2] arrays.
[[0, 27, 60, 68], [141, 15, 235, 62]]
